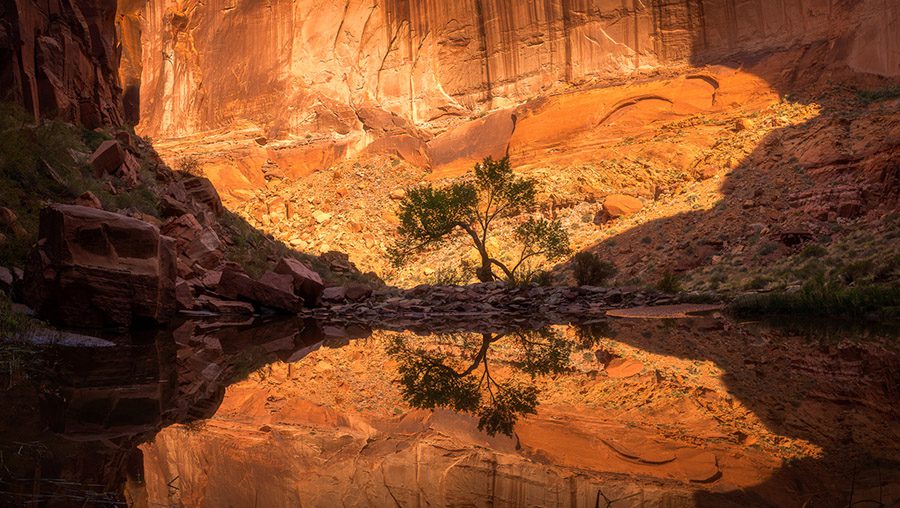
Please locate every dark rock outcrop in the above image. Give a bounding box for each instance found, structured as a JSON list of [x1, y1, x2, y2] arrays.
[[216, 267, 301, 313], [0, 0, 124, 126], [24, 204, 177, 328], [274, 257, 324, 306]]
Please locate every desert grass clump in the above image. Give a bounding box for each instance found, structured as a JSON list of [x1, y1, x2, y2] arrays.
[[572, 252, 617, 286], [429, 260, 475, 286]]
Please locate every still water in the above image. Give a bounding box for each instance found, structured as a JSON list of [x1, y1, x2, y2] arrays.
[[1, 315, 898, 507]]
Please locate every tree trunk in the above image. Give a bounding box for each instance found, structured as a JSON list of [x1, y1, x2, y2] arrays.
[[477, 249, 494, 282]]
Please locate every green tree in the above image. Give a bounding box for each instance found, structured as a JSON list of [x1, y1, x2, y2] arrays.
[[389, 156, 570, 283]]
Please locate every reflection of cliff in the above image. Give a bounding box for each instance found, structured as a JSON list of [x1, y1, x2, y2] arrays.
[[136, 321, 900, 507]]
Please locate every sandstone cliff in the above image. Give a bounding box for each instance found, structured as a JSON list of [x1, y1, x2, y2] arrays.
[[0, 0, 124, 126], [131, 0, 898, 139], [117, 0, 900, 200]]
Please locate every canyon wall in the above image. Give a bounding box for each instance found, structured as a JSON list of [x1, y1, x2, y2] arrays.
[[0, 0, 123, 126], [2, 0, 896, 134], [130, 0, 899, 139]]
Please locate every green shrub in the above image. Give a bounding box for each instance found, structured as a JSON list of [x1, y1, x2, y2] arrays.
[[838, 259, 875, 285], [82, 129, 112, 151], [758, 241, 779, 257], [875, 254, 900, 282], [512, 267, 555, 287], [429, 260, 475, 286], [857, 85, 900, 104], [176, 156, 203, 176], [743, 276, 772, 290], [0, 294, 32, 341], [729, 281, 900, 319], [791, 260, 826, 282], [799, 244, 827, 259], [572, 252, 617, 286], [656, 271, 682, 294]]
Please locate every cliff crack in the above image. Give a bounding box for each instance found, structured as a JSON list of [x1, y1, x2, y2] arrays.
[[333, 0, 351, 52]]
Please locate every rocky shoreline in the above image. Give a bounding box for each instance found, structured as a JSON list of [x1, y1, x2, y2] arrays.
[[302, 283, 722, 332], [4, 196, 724, 335]]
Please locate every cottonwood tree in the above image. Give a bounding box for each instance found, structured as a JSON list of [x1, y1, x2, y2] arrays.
[[386, 329, 573, 436], [389, 156, 570, 283]]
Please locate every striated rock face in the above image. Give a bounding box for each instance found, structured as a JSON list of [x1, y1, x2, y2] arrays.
[[0, 0, 124, 126], [23, 204, 177, 328], [132, 0, 899, 138], [123, 0, 900, 200]]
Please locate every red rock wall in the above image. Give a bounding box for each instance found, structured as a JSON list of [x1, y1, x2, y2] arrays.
[[0, 0, 124, 126], [3, 0, 895, 135], [131, 0, 899, 139]]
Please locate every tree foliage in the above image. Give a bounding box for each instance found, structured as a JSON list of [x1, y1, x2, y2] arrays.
[[390, 157, 570, 283]]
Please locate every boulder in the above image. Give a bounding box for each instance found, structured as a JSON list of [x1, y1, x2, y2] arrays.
[[160, 194, 192, 218], [0, 266, 12, 295], [216, 267, 301, 313], [274, 257, 324, 305], [161, 214, 224, 272], [604, 358, 644, 378], [115, 130, 133, 147], [322, 286, 347, 303], [0, 207, 17, 228], [837, 200, 863, 218], [175, 278, 196, 310], [88, 140, 125, 178], [322, 284, 372, 304], [602, 195, 643, 219], [346, 284, 373, 302], [322, 251, 354, 273], [120, 151, 142, 187], [182, 176, 223, 216], [75, 191, 103, 209], [23, 204, 177, 328], [0, 207, 28, 238], [259, 271, 295, 294], [197, 295, 254, 315]]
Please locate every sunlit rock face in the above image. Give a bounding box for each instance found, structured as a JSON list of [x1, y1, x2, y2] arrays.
[[120, 0, 899, 196], [130, 0, 899, 137]]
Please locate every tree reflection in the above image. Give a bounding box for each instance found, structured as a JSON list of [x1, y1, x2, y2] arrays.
[[386, 329, 574, 436]]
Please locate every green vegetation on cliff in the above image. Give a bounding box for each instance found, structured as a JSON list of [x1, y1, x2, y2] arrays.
[[0, 103, 159, 267]]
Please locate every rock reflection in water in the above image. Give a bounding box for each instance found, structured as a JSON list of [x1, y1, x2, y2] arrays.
[[0, 317, 326, 506], [141, 317, 898, 507], [1, 316, 898, 507]]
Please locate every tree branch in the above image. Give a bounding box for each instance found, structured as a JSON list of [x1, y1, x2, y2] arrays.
[[489, 258, 514, 280], [511, 248, 544, 276]]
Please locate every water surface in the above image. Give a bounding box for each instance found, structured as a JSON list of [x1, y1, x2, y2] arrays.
[[1, 315, 898, 506]]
